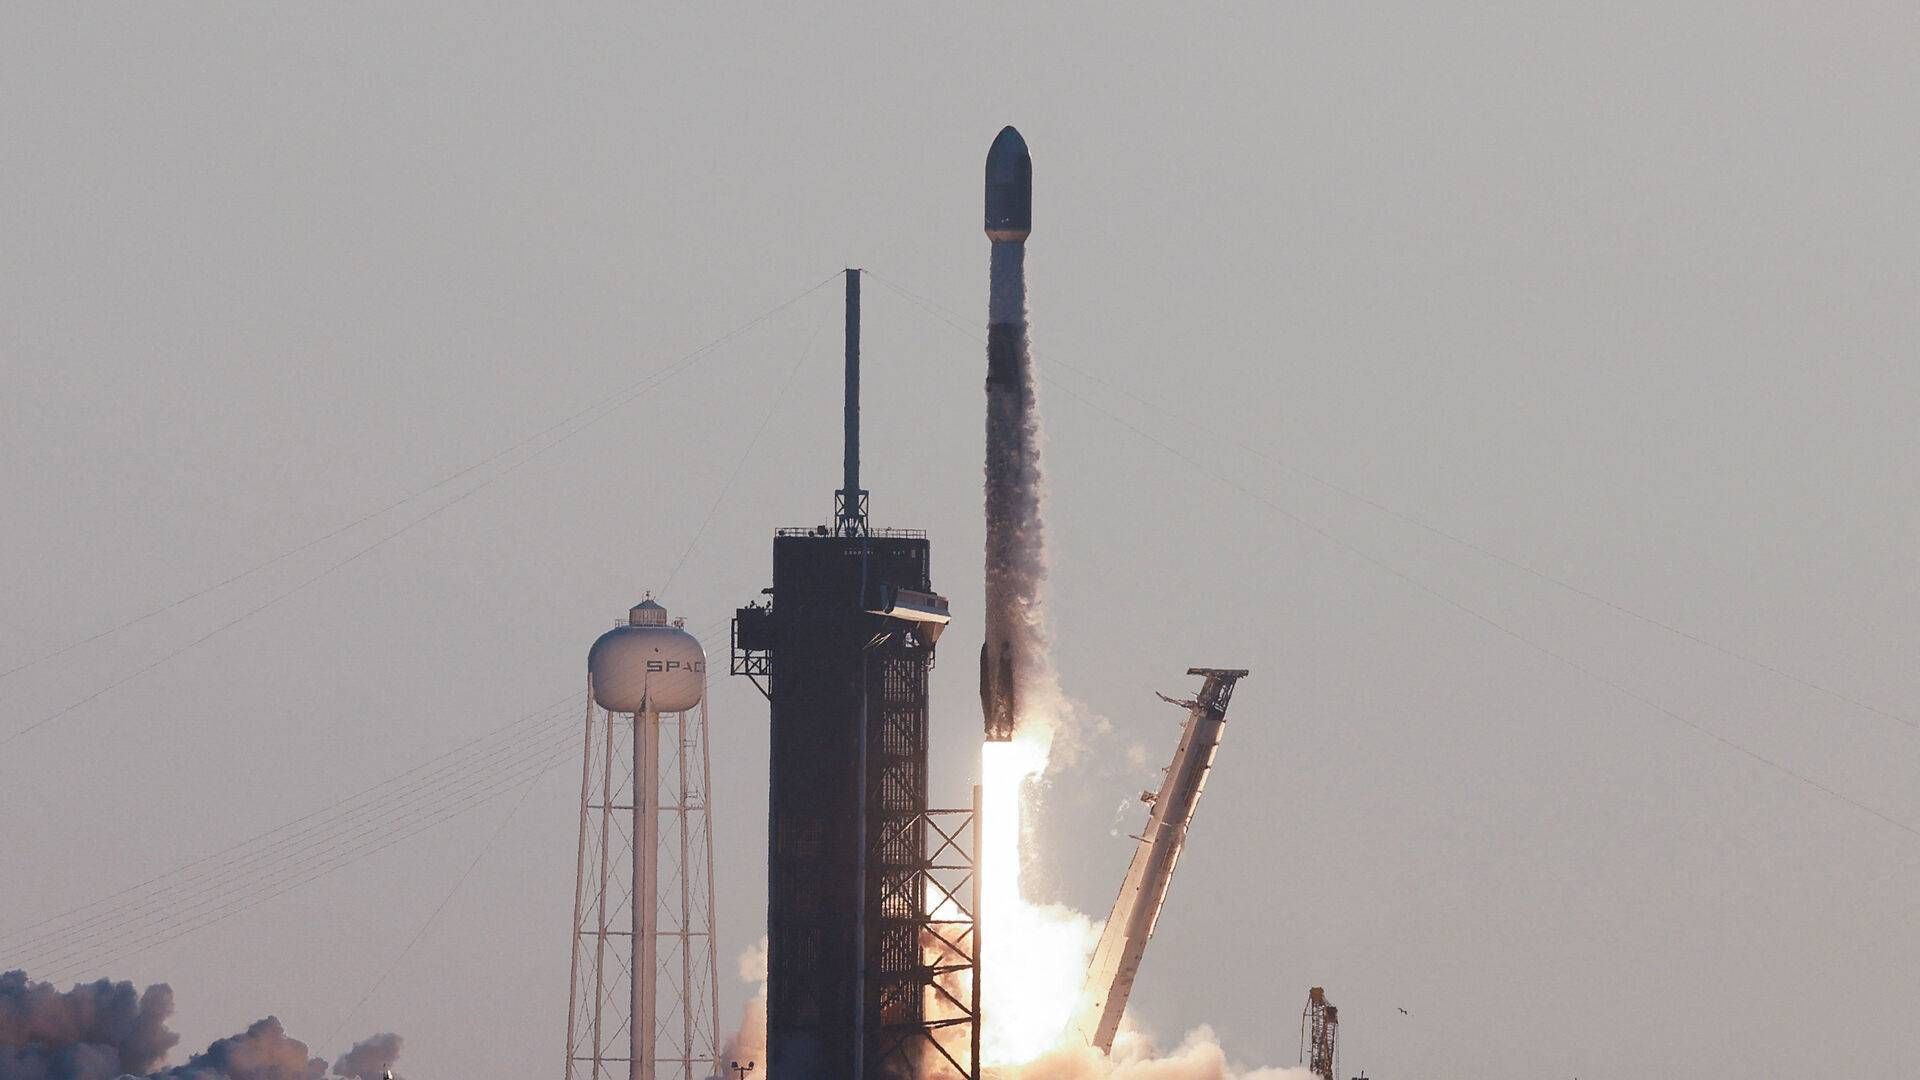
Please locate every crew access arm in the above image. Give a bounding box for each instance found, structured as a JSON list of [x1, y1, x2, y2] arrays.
[[1071, 667, 1249, 1053]]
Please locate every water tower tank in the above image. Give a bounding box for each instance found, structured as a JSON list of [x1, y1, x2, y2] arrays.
[[588, 599, 706, 713]]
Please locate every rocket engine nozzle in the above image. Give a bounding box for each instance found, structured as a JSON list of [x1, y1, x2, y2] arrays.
[[981, 642, 1016, 742]]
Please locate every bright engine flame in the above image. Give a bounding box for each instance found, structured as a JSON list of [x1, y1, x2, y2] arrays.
[[980, 731, 1098, 1066]]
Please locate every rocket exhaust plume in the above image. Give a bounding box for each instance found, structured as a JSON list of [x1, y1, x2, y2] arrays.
[[981, 124, 1037, 744], [969, 130, 1309, 1080], [976, 123, 1099, 1066]]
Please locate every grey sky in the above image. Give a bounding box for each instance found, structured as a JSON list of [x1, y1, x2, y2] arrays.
[[3, 4, 1916, 1077]]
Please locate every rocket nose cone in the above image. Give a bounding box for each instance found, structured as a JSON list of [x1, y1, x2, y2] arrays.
[[985, 126, 1032, 241], [986, 126, 1030, 175]]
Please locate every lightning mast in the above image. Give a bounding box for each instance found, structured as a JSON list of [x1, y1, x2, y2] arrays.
[[1071, 667, 1248, 1053]]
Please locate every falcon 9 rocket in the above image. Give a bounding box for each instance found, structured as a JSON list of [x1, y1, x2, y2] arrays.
[[981, 126, 1037, 743]]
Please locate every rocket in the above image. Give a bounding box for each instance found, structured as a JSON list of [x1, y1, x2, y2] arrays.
[[981, 126, 1034, 743]]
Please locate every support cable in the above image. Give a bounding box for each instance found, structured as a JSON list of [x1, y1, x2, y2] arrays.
[[323, 753, 561, 1050], [0, 273, 839, 739], [7, 619, 734, 981], [1, 692, 582, 950], [862, 269, 1915, 734], [7, 707, 586, 970], [660, 322, 824, 598], [36, 732, 579, 982], [864, 271, 1920, 844]]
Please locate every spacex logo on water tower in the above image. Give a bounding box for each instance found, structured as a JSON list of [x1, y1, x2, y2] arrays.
[[589, 597, 706, 713]]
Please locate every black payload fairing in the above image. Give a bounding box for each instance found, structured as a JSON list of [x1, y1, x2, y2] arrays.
[[981, 126, 1036, 743], [984, 125, 1032, 242]]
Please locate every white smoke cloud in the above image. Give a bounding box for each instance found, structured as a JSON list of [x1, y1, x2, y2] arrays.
[[715, 941, 767, 1077], [328, 1034, 401, 1080], [0, 972, 399, 1080], [717, 942, 1311, 1080], [990, 1026, 1317, 1080]]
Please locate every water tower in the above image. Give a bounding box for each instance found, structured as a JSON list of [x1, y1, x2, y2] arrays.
[[565, 598, 720, 1080]]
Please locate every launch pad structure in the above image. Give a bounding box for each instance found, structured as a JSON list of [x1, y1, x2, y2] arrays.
[[733, 270, 980, 1080]]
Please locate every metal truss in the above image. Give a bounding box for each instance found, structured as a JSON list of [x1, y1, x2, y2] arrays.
[[565, 687, 721, 1080], [869, 793, 981, 1080]]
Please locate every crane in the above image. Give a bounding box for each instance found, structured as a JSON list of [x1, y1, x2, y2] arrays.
[[1300, 986, 1338, 1080]]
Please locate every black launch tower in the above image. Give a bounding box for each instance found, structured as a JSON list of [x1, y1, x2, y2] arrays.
[[733, 271, 977, 1080]]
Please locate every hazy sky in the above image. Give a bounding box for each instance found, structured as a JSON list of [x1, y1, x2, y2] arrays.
[[3, 4, 1917, 1078]]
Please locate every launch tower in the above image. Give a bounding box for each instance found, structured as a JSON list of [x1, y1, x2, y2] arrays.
[[733, 271, 978, 1079]]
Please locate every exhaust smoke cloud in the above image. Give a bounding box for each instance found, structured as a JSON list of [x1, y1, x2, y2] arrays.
[[0, 972, 400, 1080]]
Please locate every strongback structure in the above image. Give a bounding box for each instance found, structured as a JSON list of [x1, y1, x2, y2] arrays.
[[567, 600, 720, 1080], [1072, 667, 1249, 1054], [733, 270, 978, 1079]]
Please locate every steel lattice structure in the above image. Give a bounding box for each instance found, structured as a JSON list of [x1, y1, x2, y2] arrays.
[[1300, 986, 1338, 1080], [564, 681, 720, 1080], [736, 530, 970, 1079], [872, 799, 981, 1079]]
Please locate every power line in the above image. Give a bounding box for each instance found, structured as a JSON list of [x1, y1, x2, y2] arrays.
[[7, 616, 739, 979], [37, 733, 579, 982], [1055, 357, 1920, 737], [863, 270, 1920, 843], [863, 268, 1913, 733], [325, 758, 560, 1051], [4, 696, 588, 962], [1, 276, 838, 748], [0, 274, 836, 687], [0, 693, 579, 942], [661, 322, 824, 598], [21, 724, 579, 979], [1044, 374, 1920, 841]]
